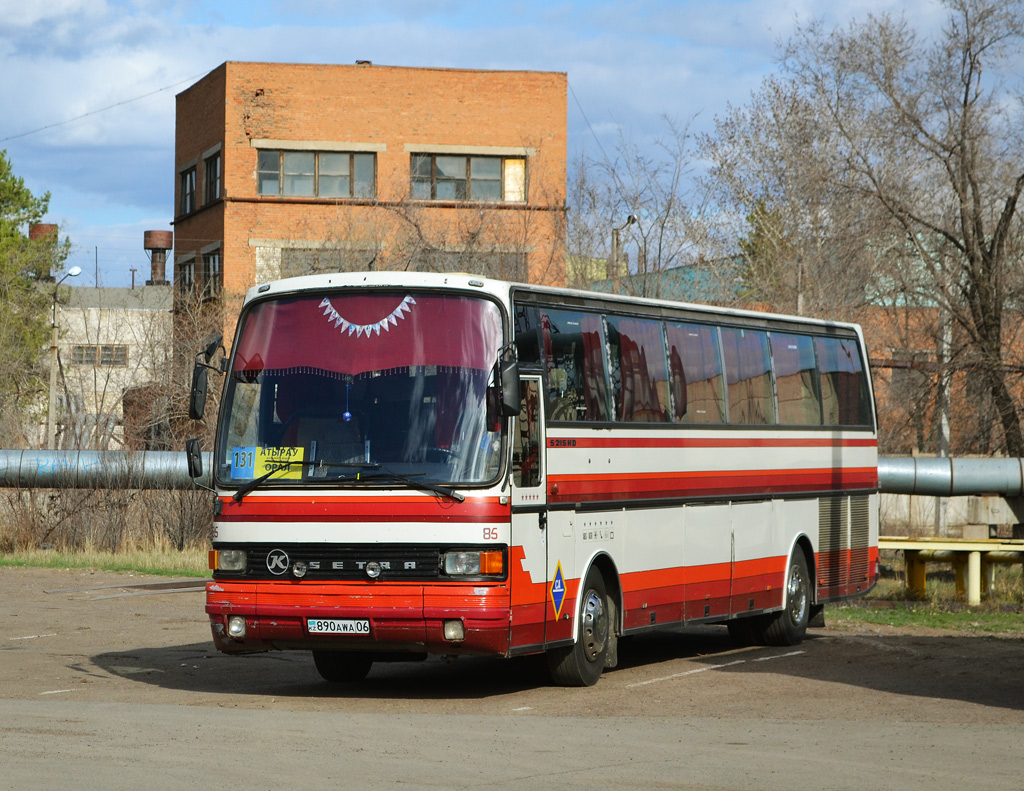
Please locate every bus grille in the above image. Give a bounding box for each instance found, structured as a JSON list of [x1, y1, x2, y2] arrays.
[[818, 495, 871, 590], [227, 544, 443, 581]]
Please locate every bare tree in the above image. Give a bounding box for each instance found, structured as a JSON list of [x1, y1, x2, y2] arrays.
[[703, 0, 1024, 456], [701, 78, 882, 316], [568, 119, 714, 299]]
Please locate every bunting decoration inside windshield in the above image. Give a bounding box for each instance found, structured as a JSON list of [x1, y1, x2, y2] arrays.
[[318, 295, 416, 337]]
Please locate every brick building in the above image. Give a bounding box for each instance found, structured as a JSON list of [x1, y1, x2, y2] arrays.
[[173, 61, 568, 346]]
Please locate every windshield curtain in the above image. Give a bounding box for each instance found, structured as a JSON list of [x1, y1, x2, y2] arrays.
[[218, 292, 505, 487]]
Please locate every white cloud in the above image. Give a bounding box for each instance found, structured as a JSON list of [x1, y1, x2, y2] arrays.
[[0, 0, 971, 286], [0, 0, 105, 30]]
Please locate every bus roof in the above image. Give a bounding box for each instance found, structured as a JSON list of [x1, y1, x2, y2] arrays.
[[244, 271, 865, 334]]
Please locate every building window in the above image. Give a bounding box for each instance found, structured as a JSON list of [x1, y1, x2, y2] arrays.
[[257, 151, 375, 198], [201, 249, 222, 299], [179, 167, 196, 215], [71, 345, 128, 367], [410, 154, 526, 202], [177, 256, 196, 295], [204, 153, 221, 205]]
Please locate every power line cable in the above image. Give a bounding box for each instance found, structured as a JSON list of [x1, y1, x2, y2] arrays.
[[568, 80, 632, 210], [0, 70, 211, 144]]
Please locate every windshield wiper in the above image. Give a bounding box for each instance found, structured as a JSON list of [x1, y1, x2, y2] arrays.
[[353, 470, 466, 503], [232, 460, 380, 502], [231, 460, 463, 503]]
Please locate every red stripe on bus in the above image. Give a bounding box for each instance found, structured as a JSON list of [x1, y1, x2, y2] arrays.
[[549, 467, 877, 501], [547, 436, 877, 449]]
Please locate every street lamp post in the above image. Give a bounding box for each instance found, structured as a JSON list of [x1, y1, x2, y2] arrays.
[[610, 214, 638, 294], [46, 266, 81, 448]]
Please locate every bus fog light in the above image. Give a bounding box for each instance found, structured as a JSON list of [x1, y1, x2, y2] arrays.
[[227, 616, 247, 639], [292, 561, 308, 578], [443, 620, 465, 641]]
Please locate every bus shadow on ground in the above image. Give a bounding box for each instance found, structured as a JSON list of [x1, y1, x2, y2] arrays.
[[628, 625, 1024, 713], [90, 641, 554, 700], [90, 626, 1024, 710], [89, 626, 738, 700]]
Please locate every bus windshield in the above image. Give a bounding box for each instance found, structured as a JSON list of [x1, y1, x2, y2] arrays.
[[217, 291, 505, 488]]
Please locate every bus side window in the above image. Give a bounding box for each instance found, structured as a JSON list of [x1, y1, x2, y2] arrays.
[[540, 308, 610, 422], [513, 379, 541, 488], [815, 336, 872, 426], [606, 315, 670, 422], [721, 327, 776, 425], [770, 333, 822, 426], [665, 322, 726, 423], [514, 304, 542, 366]]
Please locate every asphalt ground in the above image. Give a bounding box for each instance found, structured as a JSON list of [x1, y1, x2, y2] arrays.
[[2, 566, 1022, 790]]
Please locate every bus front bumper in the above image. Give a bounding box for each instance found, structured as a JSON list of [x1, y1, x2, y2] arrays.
[[205, 580, 512, 657]]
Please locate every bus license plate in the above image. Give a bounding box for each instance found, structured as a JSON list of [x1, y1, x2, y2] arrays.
[[307, 618, 371, 635]]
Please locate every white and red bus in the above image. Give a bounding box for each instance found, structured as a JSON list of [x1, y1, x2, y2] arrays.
[[191, 271, 878, 686]]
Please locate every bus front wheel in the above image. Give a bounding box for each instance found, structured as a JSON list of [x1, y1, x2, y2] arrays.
[[761, 552, 811, 646], [312, 650, 373, 683], [546, 567, 610, 687]]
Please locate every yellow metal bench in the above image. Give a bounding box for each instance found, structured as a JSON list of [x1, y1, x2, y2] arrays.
[[878, 537, 1024, 605]]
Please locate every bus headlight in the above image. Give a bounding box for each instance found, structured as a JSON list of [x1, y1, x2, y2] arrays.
[[443, 550, 504, 576], [210, 549, 247, 572]]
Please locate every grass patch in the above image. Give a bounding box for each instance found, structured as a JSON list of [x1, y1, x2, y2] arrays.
[[827, 601, 1024, 634], [0, 546, 209, 578]]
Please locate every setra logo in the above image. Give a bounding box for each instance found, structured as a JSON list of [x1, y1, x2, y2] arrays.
[[266, 549, 290, 575]]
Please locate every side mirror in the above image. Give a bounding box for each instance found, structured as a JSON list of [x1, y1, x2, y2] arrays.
[[499, 357, 521, 418], [189, 364, 209, 421], [185, 437, 203, 479], [189, 335, 224, 421], [201, 334, 224, 364]]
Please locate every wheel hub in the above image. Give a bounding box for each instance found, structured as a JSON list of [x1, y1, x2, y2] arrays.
[[580, 589, 608, 662], [787, 562, 808, 623]]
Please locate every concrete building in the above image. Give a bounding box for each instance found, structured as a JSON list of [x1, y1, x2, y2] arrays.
[[172, 61, 568, 347], [51, 283, 173, 449]]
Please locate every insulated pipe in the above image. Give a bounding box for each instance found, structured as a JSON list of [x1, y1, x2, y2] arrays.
[[0, 450, 211, 490], [0, 451, 1022, 497], [877, 456, 1024, 497]]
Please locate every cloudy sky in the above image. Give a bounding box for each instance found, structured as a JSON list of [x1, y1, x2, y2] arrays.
[[0, 0, 943, 287]]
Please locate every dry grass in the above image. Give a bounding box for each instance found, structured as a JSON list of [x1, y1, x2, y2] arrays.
[[0, 541, 208, 577], [0, 487, 213, 555]]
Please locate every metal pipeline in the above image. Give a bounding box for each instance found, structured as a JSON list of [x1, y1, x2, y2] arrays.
[[0, 449, 212, 490], [0, 450, 1022, 497], [877, 456, 1024, 497]]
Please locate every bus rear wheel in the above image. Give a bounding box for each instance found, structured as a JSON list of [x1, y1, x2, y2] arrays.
[[761, 552, 811, 646], [312, 650, 373, 683], [546, 567, 610, 687]]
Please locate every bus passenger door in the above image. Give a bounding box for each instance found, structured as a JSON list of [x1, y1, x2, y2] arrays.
[[509, 376, 548, 653]]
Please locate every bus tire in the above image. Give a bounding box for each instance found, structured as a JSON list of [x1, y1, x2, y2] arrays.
[[761, 551, 811, 646], [727, 617, 760, 646], [312, 650, 373, 683], [546, 567, 610, 687]]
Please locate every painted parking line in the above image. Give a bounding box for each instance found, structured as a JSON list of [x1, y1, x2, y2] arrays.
[[626, 650, 805, 688]]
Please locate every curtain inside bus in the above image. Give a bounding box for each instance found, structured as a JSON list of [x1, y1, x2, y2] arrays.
[[232, 293, 502, 377]]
